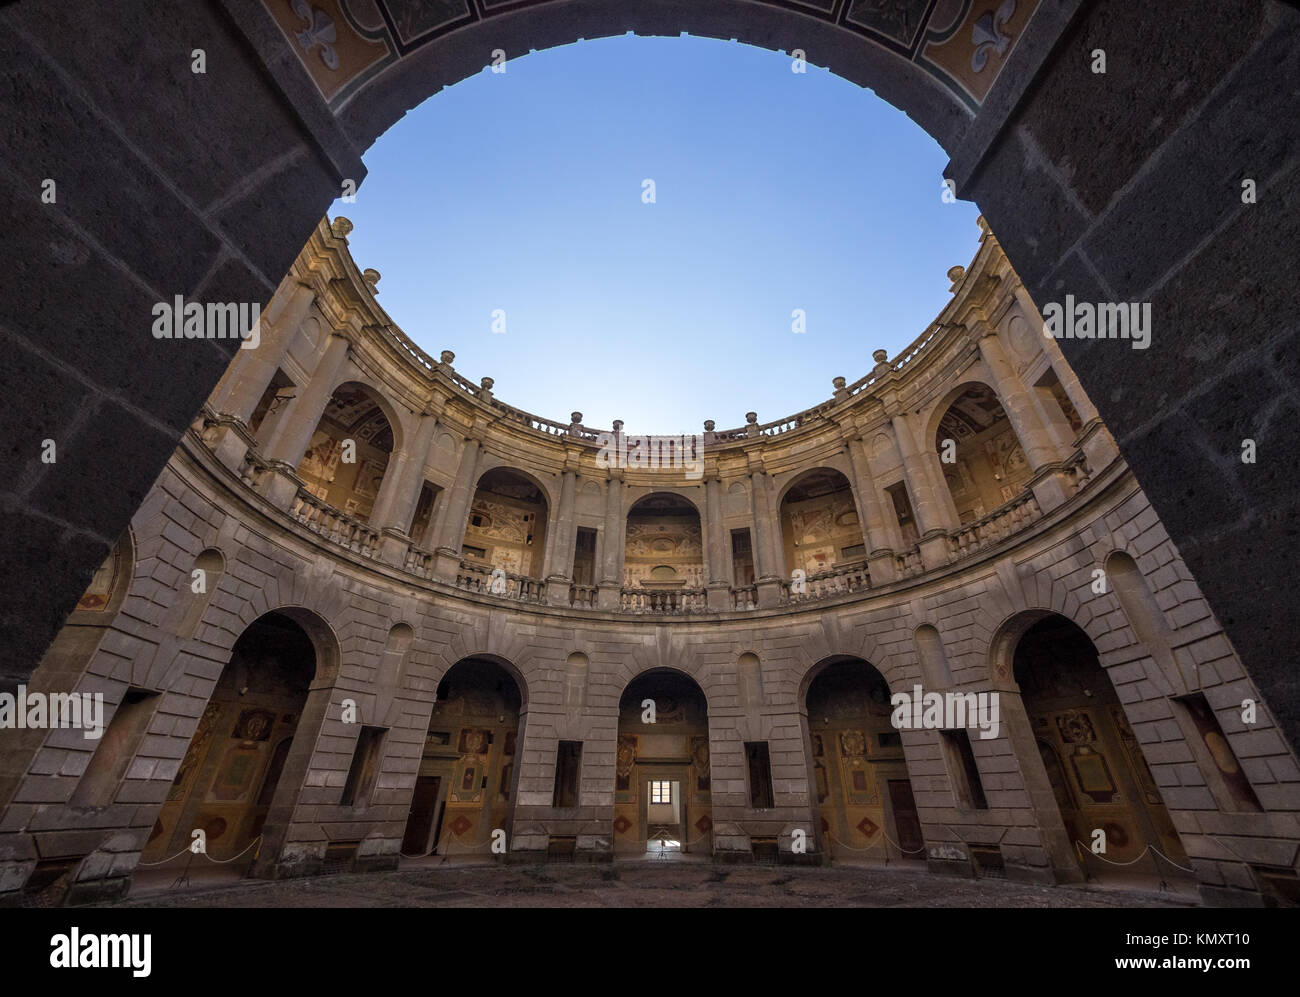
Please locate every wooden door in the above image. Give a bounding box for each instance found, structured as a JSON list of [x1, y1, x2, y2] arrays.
[[887, 779, 924, 855], [402, 776, 442, 855]]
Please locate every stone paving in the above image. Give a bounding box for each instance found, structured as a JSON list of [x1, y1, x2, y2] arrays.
[[106, 860, 1197, 908]]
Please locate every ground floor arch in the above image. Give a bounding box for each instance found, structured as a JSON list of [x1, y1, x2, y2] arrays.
[[804, 657, 924, 863], [401, 657, 524, 858], [142, 611, 321, 870], [614, 669, 711, 856], [1010, 615, 1193, 887]]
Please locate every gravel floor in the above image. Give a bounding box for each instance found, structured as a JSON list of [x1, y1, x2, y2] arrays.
[[105, 859, 1198, 908]]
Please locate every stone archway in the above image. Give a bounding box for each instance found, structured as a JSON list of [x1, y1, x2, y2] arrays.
[[142, 611, 323, 871], [614, 668, 712, 856], [1008, 614, 1194, 889], [402, 656, 524, 859], [4, 0, 1298, 762], [803, 656, 925, 863]]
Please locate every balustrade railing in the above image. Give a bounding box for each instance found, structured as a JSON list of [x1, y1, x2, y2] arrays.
[[404, 543, 436, 579], [947, 491, 1043, 559], [620, 586, 708, 614], [895, 547, 924, 578], [569, 583, 598, 609], [289, 488, 382, 558], [785, 559, 871, 603], [730, 584, 757, 610], [455, 559, 547, 603]]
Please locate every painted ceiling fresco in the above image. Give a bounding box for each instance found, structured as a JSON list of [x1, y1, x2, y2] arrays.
[[266, 0, 1040, 114]]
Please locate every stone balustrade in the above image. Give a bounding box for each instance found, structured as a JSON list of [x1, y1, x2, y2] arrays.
[[568, 583, 598, 609], [620, 586, 708, 614], [785, 558, 871, 604], [946, 491, 1042, 560], [455, 559, 547, 603], [290, 488, 382, 558]]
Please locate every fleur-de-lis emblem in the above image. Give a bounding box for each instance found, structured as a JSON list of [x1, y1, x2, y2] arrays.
[[291, 0, 339, 71], [971, 0, 1016, 73]]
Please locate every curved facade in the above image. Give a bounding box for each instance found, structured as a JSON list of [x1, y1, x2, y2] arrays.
[[4, 216, 1297, 907]]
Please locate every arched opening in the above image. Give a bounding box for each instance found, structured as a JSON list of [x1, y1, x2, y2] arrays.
[[933, 382, 1033, 523], [294, 381, 396, 523], [804, 657, 924, 863], [614, 669, 711, 857], [1011, 615, 1193, 888], [460, 468, 549, 581], [142, 611, 319, 869], [623, 493, 704, 611], [401, 657, 523, 859], [779, 468, 866, 579]]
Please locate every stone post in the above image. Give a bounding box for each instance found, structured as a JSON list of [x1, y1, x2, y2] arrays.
[[890, 411, 952, 570], [597, 470, 624, 610], [749, 467, 784, 608], [544, 462, 579, 605], [705, 473, 731, 610], [375, 404, 442, 566], [844, 434, 898, 584], [976, 325, 1072, 512], [257, 332, 351, 509], [432, 438, 481, 581], [206, 281, 316, 471]]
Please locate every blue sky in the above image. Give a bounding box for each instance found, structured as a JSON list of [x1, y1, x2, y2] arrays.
[[333, 34, 981, 436]]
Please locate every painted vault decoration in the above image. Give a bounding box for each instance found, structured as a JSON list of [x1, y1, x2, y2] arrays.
[[265, 0, 1041, 113]]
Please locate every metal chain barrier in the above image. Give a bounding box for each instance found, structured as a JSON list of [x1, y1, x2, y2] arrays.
[[1073, 839, 1195, 874], [136, 835, 263, 867]]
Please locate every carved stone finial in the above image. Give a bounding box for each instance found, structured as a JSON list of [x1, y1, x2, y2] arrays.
[[363, 268, 381, 292], [571, 412, 583, 425], [703, 420, 715, 432], [612, 419, 624, 433], [331, 216, 353, 239], [440, 350, 455, 365], [872, 349, 888, 364], [745, 412, 758, 425], [947, 265, 966, 286], [480, 377, 494, 391], [832, 376, 847, 390]]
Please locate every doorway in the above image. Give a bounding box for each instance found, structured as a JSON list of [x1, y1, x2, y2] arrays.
[[401, 775, 444, 856]]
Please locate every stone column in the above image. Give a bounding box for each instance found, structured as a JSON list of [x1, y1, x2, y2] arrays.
[[750, 469, 784, 608], [543, 464, 578, 605], [844, 434, 898, 584], [890, 411, 952, 570], [705, 474, 731, 610], [597, 470, 624, 610], [432, 438, 481, 580], [206, 281, 316, 471], [976, 326, 1073, 512], [375, 407, 441, 566], [1012, 284, 1101, 427], [1037, 330, 1118, 472], [977, 328, 1065, 470], [256, 332, 351, 509]]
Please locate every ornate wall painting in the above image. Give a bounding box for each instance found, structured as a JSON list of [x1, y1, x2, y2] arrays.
[[76, 545, 122, 611]]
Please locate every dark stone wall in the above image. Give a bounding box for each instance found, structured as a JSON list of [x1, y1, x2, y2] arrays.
[[0, 0, 354, 691], [953, 0, 1300, 751]]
